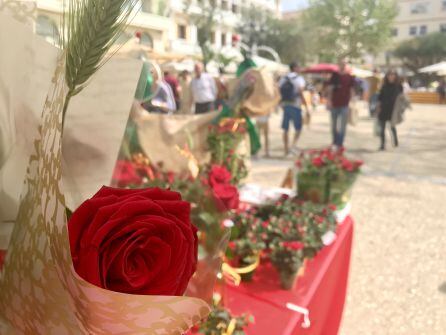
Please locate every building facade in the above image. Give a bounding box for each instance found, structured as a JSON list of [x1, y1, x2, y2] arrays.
[[34, 0, 280, 59], [392, 0, 446, 41]]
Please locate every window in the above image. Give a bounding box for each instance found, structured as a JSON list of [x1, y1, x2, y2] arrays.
[[221, 32, 227, 46], [213, 31, 220, 45], [443, 1, 446, 11], [409, 26, 417, 35], [177, 24, 187, 39], [221, 0, 228, 10], [440, 24, 446, 33], [419, 25, 427, 35], [140, 32, 153, 47], [141, 0, 152, 13], [232, 3, 239, 13], [410, 2, 429, 14], [391, 28, 398, 37], [36, 15, 60, 45]]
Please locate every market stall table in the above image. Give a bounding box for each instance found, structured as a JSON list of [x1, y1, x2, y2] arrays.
[[224, 216, 354, 335]]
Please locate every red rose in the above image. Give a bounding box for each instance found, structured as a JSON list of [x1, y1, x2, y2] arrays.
[[208, 164, 232, 187], [212, 183, 239, 212], [68, 187, 198, 296], [112, 160, 142, 187]]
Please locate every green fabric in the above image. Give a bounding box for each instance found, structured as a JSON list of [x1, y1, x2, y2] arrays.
[[134, 62, 153, 101], [236, 58, 257, 78], [213, 58, 261, 155]]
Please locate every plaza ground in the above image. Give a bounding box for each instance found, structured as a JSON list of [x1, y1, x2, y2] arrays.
[[249, 102, 446, 334]]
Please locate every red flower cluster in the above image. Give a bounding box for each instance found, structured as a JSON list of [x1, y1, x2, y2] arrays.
[[282, 241, 304, 251], [208, 165, 240, 212], [297, 148, 363, 172], [112, 160, 142, 187]]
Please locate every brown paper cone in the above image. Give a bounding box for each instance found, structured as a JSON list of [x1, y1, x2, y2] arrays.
[[0, 40, 209, 335]]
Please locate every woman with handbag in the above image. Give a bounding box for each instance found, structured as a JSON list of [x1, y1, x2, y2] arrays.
[[376, 70, 404, 151]]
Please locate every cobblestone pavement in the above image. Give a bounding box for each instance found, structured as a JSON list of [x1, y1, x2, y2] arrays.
[[249, 103, 446, 334]]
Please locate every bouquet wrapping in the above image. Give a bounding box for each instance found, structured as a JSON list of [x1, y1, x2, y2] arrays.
[[0, 8, 211, 334]]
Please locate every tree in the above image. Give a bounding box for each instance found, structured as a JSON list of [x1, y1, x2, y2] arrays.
[[185, 0, 220, 69], [302, 0, 397, 61], [393, 32, 446, 73], [237, 6, 306, 64]]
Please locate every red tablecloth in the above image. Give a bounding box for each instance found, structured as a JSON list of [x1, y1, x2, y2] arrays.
[[224, 216, 354, 335]]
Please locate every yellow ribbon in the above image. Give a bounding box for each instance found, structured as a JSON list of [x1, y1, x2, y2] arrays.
[[223, 318, 237, 335], [222, 254, 260, 286], [218, 118, 246, 133], [175, 144, 199, 178]]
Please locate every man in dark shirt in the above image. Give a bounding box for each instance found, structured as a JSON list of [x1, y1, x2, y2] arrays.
[[164, 71, 180, 111], [327, 58, 356, 149]]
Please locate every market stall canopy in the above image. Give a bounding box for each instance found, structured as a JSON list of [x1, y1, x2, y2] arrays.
[[302, 63, 373, 78], [161, 59, 196, 72], [303, 63, 339, 74], [350, 67, 373, 78], [418, 61, 446, 73], [114, 38, 190, 62]]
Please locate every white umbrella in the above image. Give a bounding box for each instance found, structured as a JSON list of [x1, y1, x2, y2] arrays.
[[350, 67, 373, 78], [418, 61, 446, 73]]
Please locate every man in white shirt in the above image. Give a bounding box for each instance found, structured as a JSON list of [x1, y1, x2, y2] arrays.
[[190, 63, 217, 114], [279, 61, 309, 156]]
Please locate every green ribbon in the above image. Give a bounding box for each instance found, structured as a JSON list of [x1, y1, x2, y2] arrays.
[[219, 57, 260, 155]]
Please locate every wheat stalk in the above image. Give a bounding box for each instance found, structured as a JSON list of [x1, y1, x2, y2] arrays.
[[61, 0, 139, 125]]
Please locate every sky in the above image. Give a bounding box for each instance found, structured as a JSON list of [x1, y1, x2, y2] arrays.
[[281, 0, 308, 13]]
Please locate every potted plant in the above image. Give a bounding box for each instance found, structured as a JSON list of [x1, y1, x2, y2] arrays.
[[296, 148, 363, 207], [270, 240, 305, 290], [227, 212, 265, 282]]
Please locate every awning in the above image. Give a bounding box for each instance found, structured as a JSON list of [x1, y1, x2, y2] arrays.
[[418, 61, 446, 73]]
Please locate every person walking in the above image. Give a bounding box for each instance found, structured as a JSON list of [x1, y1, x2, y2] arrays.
[[190, 63, 217, 114], [367, 69, 381, 117], [279, 61, 309, 156], [164, 71, 181, 111], [327, 58, 356, 150], [377, 70, 405, 151], [179, 70, 192, 114]]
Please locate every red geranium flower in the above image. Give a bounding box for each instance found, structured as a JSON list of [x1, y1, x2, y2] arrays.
[[283, 241, 304, 251], [312, 156, 324, 168]]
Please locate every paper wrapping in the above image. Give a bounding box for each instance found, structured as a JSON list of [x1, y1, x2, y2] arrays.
[[0, 13, 143, 223], [0, 9, 209, 335], [0, 11, 58, 241], [227, 67, 280, 117], [134, 107, 219, 174]]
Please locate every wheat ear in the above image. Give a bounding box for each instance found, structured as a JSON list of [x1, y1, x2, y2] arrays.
[[62, 0, 139, 125]]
